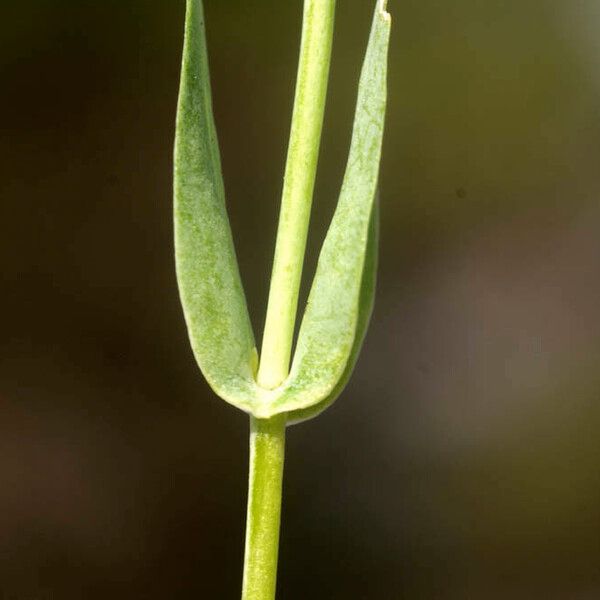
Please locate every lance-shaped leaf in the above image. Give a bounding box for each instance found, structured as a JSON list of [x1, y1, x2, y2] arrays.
[[287, 198, 379, 425], [174, 0, 259, 412], [253, 1, 391, 418]]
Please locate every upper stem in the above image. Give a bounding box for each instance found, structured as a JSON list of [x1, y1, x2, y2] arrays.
[[257, 0, 336, 390]]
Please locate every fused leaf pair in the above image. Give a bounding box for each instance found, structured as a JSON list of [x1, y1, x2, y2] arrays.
[[174, 0, 390, 422]]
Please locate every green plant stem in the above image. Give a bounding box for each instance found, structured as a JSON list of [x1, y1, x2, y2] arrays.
[[241, 415, 286, 600], [257, 0, 336, 391], [242, 2, 335, 597]]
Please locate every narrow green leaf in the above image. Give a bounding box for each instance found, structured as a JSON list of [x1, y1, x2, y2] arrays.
[[287, 198, 379, 425], [174, 0, 258, 411], [253, 1, 391, 418]]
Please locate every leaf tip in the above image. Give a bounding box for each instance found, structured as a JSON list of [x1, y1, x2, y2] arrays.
[[378, 0, 391, 22]]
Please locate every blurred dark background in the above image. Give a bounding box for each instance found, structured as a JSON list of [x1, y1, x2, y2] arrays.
[[2, 0, 599, 598]]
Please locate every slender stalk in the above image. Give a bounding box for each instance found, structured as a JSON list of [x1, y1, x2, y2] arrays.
[[241, 415, 286, 600], [241, 2, 336, 598], [257, 0, 336, 391]]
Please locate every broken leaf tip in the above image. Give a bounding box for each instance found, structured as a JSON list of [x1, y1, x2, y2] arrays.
[[378, 0, 391, 22]]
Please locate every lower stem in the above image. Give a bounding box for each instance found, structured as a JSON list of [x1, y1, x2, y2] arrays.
[[241, 414, 287, 600]]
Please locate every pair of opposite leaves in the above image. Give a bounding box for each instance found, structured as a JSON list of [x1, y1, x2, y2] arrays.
[[174, 0, 390, 424]]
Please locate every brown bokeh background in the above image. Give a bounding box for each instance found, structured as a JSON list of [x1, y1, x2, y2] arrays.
[[2, 1, 599, 598]]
